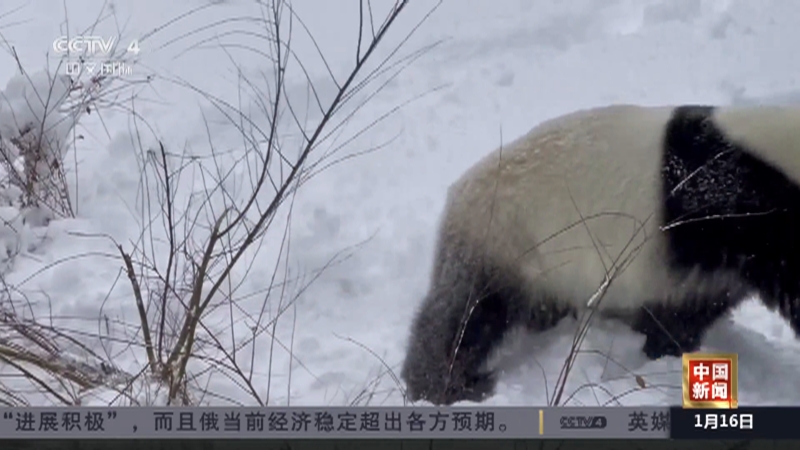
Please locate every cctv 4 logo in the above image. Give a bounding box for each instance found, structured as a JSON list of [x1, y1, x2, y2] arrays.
[[53, 36, 140, 55], [559, 415, 608, 429]]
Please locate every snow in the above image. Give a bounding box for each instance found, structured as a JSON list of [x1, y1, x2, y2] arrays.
[[0, 0, 798, 407]]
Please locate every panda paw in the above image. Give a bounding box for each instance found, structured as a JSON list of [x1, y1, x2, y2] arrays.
[[641, 332, 701, 360], [403, 368, 496, 405]]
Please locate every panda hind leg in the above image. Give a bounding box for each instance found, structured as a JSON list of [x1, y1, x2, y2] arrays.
[[401, 254, 571, 405], [401, 263, 522, 405]]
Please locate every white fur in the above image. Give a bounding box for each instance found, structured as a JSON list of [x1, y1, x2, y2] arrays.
[[713, 105, 800, 185], [439, 104, 792, 313]]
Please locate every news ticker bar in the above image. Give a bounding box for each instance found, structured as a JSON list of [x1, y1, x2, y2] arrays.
[[0, 406, 796, 439]]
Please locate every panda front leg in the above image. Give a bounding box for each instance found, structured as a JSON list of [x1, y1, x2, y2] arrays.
[[752, 272, 800, 342], [630, 290, 746, 360]]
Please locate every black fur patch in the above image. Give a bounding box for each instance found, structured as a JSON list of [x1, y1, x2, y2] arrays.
[[633, 105, 800, 358]]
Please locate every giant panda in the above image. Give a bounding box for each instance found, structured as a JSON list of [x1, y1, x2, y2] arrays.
[[400, 104, 800, 406]]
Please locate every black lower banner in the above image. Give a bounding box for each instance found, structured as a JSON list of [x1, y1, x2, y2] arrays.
[[1, 406, 799, 439], [670, 407, 799, 439], [0, 407, 668, 439]]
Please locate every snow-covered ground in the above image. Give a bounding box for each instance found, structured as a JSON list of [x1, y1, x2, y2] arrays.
[[0, 0, 799, 407]]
